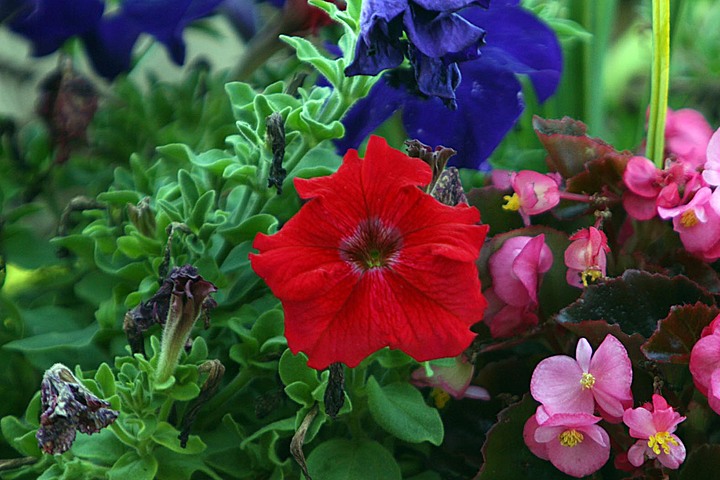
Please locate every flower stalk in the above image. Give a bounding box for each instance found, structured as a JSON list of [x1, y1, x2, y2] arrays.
[[647, 0, 671, 168]]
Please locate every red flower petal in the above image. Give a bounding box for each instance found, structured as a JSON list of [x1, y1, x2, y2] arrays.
[[251, 136, 488, 369]]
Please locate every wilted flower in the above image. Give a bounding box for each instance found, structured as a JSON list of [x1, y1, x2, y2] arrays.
[[339, 0, 562, 169], [36, 364, 118, 455], [502, 171, 561, 225], [623, 394, 686, 469], [564, 227, 610, 288], [483, 235, 553, 338], [530, 335, 633, 422], [523, 410, 610, 478], [345, 0, 488, 106], [154, 265, 218, 384], [251, 136, 488, 369]]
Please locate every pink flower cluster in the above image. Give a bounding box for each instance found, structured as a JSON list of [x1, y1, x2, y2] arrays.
[[524, 335, 685, 477], [483, 235, 553, 338], [623, 109, 720, 261], [690, 314, 720, 414]]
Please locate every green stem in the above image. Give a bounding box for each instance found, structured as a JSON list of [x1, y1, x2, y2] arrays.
[[109, 422, 137, 449], [201, 368, 256, 424], [646, 0, 671, 168]]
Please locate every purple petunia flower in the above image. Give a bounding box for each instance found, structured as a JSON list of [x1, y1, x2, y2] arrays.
[[3, 0, 224, 79], [339, 0, 562, 170], [345, 0, 489, 107]]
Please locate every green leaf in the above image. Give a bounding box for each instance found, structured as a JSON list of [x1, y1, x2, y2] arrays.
[[217, 214, 278, 244], [152, 422, 206, 454], [680, 444, 720, 480], [306, 439, 401, 480], [366, 376, 443, 446], [157, 143, 196, 164], [478, 395, 574, 480], [278, 349, 319, 390], [178, 169, 200, 211], [0, 416, 41, 457], [280, 36, 338, 86], [94, 363, 116, 397], [642, 303, 720, 364], [108, 452, 158, 480], [284, 381, 314, 406], [189, 190, 216, 231], [97, 190, 141, 207]]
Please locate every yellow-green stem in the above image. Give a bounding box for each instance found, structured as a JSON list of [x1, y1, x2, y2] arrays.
[[646, 0, 670, 168]]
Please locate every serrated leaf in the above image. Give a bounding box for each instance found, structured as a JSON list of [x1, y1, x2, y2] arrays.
[[366, 376, 443, 445], [642, 303, 720, 364], [555, 270, 714, 338]]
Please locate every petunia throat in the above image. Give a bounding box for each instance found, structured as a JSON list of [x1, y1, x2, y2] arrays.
[[340, 217, 403, 272]]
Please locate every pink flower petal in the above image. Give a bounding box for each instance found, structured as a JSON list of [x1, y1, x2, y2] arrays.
[[689, 332, 720, 394], [523, 414, 549, 460], [530, 356, 594, 415]]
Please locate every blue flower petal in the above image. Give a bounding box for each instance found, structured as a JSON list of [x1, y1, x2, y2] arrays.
[[82, 15, 142, 79], [9, 0, 104, 56], [402, 61, 524, 169], [462, 3, 562, 101], [118, 0, 223, 64], [402, 3, 485, 59]]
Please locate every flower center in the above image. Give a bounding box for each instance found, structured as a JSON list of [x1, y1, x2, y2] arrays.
[[580, 372, 596, 389], [559, 429, 584, 448], [648, 431, 678, 455], [430, 388, 451, 409], [502, 193, 521, 211], [581, 268, 602, 287], [340, 218, 402, 272], [680, 209, 699, 228]]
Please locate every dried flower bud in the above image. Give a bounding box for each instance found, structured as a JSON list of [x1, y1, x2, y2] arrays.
[[155, 266, 217, 385], [324, 362, 345, 419], [266, 112, 286, 195], [37, 65, 98, 164], [405, 139, 457, 194], [36, 364, 118, 455], [127, 197, 156, 238], [430, 167, 467, 206]]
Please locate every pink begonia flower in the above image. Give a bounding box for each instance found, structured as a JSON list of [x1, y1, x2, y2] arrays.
[[660, 187, 720, 261], [411, 356, 490, 401], [703, 127, 720, 186], [490, 169, 513, 191], [664, 108, 714, 168], [623, 394, 686, 469], [502, 170, 561, 225], [622, 156, 705, 221], [564, 227, 610, 288], [530, 335, 632, 422], [483, 235, 553, 338], [689, 313, 720, 412], [524, 410, 610, 478]]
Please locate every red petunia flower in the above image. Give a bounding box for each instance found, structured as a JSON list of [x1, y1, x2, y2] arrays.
[[250, 136, 488, 369]]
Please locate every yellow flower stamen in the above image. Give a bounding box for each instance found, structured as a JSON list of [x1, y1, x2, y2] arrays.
[[648, 431, 678, 455], [581, 268, 602, 287], [680, 209, 699, 228], [580, 372, 595, 389], [430, 388, 451, 409], [559, 429, 584, 448], [502, 193, 520, 211]]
